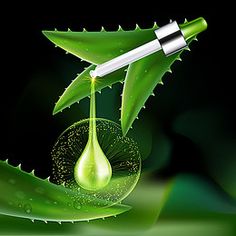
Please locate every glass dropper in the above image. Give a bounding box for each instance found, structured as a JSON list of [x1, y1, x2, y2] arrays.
[[90, 17, 207, 78]]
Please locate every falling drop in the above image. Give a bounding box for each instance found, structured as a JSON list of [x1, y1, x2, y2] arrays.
[[74, 78, 112, 191]]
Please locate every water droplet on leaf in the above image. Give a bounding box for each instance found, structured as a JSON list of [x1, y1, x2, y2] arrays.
[[35, 187, 45, 194], [24, 204, 32, 214], [8, 179, 16, 184], [73, 201, 81, 210], [16, 191, 25, 200]]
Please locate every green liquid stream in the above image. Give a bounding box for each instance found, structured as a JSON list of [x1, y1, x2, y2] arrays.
[[74, 79, 112, 191]]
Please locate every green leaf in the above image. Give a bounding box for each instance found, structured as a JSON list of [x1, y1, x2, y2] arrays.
[[121, 17, 207, 135], [0, 160, 130, 222], [43, 18, 207, 134], [53, 65, 125, 114], [42, 27, 157, 64], [121, 51, 183, 135], [161, 174, 236, 218]]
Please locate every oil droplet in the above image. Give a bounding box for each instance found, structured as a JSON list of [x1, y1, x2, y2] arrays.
[[73, 201, 81, 210], [74, 79, 112, 191], [24, 204, 32, 214]]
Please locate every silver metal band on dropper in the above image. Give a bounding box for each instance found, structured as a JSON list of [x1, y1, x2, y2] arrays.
[[155, 21, 187, 56], [90, 21, 187, 78]]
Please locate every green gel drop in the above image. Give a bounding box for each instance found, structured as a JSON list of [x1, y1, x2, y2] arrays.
[[74, 79, 112, 191]]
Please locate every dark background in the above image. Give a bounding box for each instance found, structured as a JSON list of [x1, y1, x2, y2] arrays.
[[0, 3, 234, 183]]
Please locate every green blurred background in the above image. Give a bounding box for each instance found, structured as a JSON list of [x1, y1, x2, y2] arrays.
[[0, 2, 235, 235]]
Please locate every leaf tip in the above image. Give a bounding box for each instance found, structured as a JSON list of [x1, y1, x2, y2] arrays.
[[52, 106, 59, 115]]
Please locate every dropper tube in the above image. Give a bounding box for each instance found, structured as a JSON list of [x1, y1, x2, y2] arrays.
[[90, 17, 207, 78]]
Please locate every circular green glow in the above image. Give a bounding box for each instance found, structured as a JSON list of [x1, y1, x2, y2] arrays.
[[51, 118, 141, 207]]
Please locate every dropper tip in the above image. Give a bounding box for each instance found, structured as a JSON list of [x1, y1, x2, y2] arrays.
[[90, 70, 97, 79]]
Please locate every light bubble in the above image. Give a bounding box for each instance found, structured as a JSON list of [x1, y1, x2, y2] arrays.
[[51, 118, 141, 207]]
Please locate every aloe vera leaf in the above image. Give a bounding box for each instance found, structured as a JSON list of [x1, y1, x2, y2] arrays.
[[121, 17, 207, 135], [52, 65, 125, 114], [0, 160, 130, 222], [90, 177, 172, 232], [42, 26, 157, 64]]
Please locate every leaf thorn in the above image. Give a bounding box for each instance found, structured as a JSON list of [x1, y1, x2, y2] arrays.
[[101, 26, 106, 32], [45, 176, 51, 182], [118, 25, 123, 31], [135, 24, 141, 30], [17, 163, 22, 170], [152, 22, 158, 29]]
